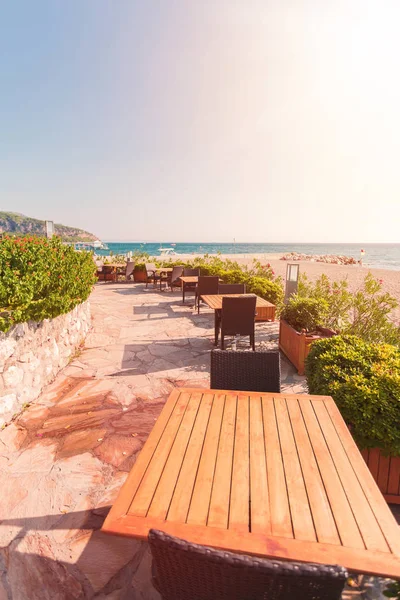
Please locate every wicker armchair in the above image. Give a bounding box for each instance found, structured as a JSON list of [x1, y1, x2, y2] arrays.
[[196, 276, 219, 313], [218, 283, 246, 294], [145, 263, 160, 288], [125, 260, 135, 281], [211, 349, 281, 392], [220, 295, 257, 350], [161, 265, 184, 291], [98, 265, 116, 282], [148, 529, 347, 600]]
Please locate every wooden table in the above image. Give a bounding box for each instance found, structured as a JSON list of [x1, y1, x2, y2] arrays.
[[179, 276, 199, 303], [155, 267, 173, 291], [102, 388, 400, 578], [201, 294, 276, 345]]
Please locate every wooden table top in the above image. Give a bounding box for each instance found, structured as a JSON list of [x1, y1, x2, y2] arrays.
[[102, 388, 400, 577], [201, 294, 275, 310], [155, 267, 173, 273], [179, 276, 199, 283]]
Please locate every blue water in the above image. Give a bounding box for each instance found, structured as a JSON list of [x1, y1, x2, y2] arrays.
[[97, 242, 400, 271]]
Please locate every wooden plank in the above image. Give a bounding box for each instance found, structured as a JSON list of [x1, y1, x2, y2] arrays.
[[274, 397, 316, 542], [323, 398, 400, 555], [167, 393, 214, 522], [368, 448, 381, 481], [207, 393, 237, 529], [147, 392, 203, 520], [298, 397, 365, 549], [187, 394, 226, 525], [287, 399, 340, 545], [103, 515, 400, 579], [261, 396, 293, 538], [229, 394, 250, 533], [249, 396, 271, 535], [313, 400, 390, 553], [387, 457, 400, 496], [377, 453, 391, 495], [128, 391, 192, 517], [102, 388, 181, 529]]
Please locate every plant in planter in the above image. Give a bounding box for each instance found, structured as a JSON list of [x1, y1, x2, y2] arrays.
[[306, 335, 400, 502], [279, 296, 334, 375]]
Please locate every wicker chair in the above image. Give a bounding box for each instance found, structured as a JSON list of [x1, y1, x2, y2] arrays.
[[211, 349, 281, 392], [145, 263, 160, 289], [98, 265, 116, 282], [161, 265, 184, 291], [125, 260, 135, 281], [218, 283, 246, 294], [220, 296, 257, 350], [196, 276, 219, 313], [148, 529, 348, 600]]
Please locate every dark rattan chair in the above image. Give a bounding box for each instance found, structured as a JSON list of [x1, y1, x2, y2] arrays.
[[196, 276, 219, 313], [218, 283, 246, 294], [210, 349, 281, 392], [98, 265, 116, 282], [145, 263, 160, 288], [161, 265, 184, 291], [220, 295, 257, 350], [148, 529, 348, 600]]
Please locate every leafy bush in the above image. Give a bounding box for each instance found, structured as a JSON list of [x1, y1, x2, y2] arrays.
[[298, 272, 400, 344], [384, 581, 400, 598], [305, 335, 400, 455], [0, 235, 96, 332], [281, 296, 329, 332], [155, 254, 284, 308]]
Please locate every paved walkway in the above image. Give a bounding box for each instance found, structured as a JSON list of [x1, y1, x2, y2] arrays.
[[0, 282, 394, 599]]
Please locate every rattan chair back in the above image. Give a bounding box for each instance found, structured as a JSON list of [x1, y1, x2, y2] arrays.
[[210, 349, 281, 392]]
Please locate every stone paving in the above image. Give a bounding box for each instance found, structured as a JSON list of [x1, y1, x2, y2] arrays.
[[0, 282, 396, 599]]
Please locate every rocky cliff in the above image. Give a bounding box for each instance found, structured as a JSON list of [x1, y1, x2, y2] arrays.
[[0, 212, 98, 242]]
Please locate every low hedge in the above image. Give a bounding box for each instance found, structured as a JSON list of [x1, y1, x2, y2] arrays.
[[155, 255, 284, 308], [305, 335, 400, 456], [0, 235, 96, 332]]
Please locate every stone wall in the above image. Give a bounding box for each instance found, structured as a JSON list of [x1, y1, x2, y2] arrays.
[[0, 302, 91, 425]]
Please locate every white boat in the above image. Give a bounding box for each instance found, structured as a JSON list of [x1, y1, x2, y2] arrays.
[[159, 247, 178, 257]]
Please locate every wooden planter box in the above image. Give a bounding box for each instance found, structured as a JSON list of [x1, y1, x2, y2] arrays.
[[133, 270, 146, 283], [360, 448, 400, 504], [279, 319, 335, 376]]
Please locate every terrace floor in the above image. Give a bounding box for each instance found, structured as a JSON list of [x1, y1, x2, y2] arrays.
[[0, 282, 397, 599]]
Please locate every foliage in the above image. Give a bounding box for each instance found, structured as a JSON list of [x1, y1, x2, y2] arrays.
[[281, 296, 329, 332], [297, 272, 400, 344], [0, 235, 96, 332], [305, 335, 400, 455], [155, 254, 284, 308], [384, 581, 400, 598]]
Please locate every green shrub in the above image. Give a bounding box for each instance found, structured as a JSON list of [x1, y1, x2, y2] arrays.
[[281, 296, 329, 332], [156, 254, 284, 308], [305, 335, 400, 455], [0, 235, 96, 332], [298, 272, 400, 345]]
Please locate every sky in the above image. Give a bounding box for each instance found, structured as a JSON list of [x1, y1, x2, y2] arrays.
[[1, 0, 400, 243]]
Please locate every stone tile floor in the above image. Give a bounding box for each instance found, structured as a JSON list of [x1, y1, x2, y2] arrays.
[[0, 282, 397, 599]]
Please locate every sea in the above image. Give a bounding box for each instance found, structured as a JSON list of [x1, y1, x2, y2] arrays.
[[96, 243, 400, 271]]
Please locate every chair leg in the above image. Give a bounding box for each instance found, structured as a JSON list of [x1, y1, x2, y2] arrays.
[[221, 334, 224, 350], [251, 334, 255, 351]]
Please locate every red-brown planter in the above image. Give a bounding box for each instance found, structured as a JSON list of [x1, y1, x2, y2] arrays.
[[279, 319, 336, 375], [360, 448, 400, 504], [133, 270, 146, 283]]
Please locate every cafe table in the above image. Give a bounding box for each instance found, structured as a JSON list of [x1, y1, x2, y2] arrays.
[[154, 267, 173, 291], [102, 387, 400, 578], [201, 294, 276, 345], [178, 276, 199, 303]]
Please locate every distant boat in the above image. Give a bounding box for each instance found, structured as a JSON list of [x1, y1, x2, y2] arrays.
[[159, 247, 179, 257]]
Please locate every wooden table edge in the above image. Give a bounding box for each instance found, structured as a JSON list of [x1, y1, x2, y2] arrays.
[[101, 515, 400, 578]]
